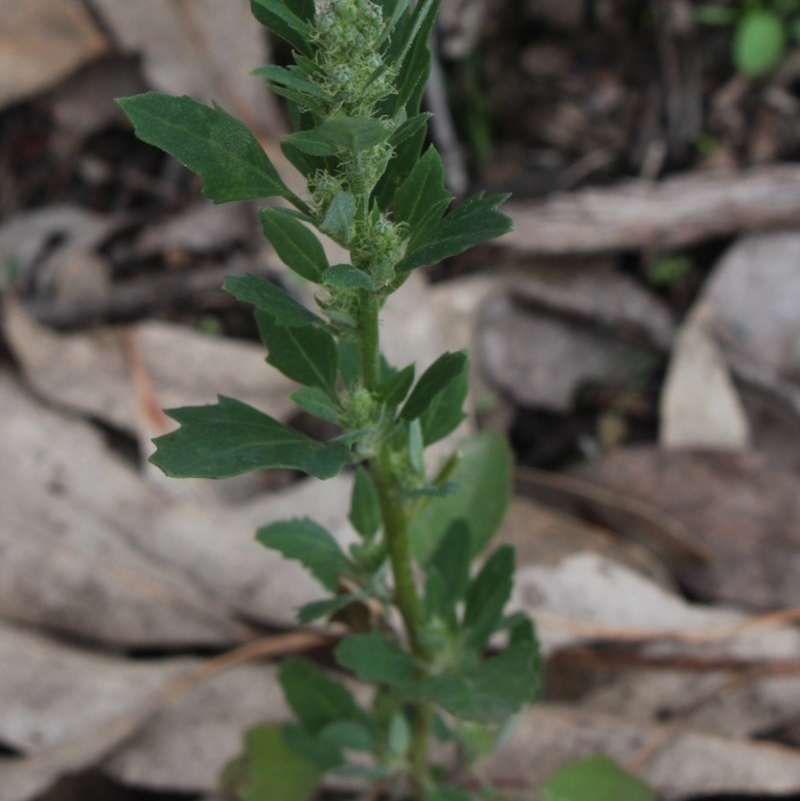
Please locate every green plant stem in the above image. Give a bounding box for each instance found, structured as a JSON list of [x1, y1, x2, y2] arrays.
[[362, 283, 432, 794], [358, 289, 382, 391], [373, 446, 432, 796]]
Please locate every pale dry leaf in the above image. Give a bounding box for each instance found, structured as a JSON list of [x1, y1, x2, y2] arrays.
[[0, 623, 290, 801], [91, 0, 283, 135], [3, 299, 297, 440], [571, 447, 800, 610], [0, 366, 355, 632], [0, 0, 110, 110], [703, 231, 800, 381], [478, 703, 800, 801], [583, 668, 800, 744], [660, 302, 751, 450], [478, 265, 673, 411], [0, 372, 245, 647], [511, 551, 743, 655]]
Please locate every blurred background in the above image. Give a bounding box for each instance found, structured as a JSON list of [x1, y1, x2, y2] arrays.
[[3, 1, 800, 799]]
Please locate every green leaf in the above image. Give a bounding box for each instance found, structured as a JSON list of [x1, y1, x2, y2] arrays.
[[255, 311, 337, 394], [734, 11, 785, 75], [151, 397, 350, 479], [426, 789, 472, 801], [220, 724, 320, 801], [261, 207, 329, 282], [282, 723, 344, 771], [252, 64, 331, 102], [349, 468, 381, 540], [420, 351, 468, 445], [223, 274, 320, 327], [397, 193, 512, 275], [250, 0, 313, 55], [322, 264, 375, 291], [377, 363, 415, 407], [257, 518, 351, 592], [389, 111, 432, 148], [320, 192, 357, 244], [117, 93, 304, 209], [335, 632, 416, 685], [297, 592, 362, 624], [463, 545, 515, 650], [317, 116, 392, 154], [280, 657, 368, 734], [291, 386, 340, 424], [425, 519, 471, 622], [395, 146, 452, 250], [395, 0, 442, 113], [541, 756, 656, 801], [285, 129, 339, 157], [320, 720, 375, 752], [400, 351, 467, 422], [419, 642, 539, 722], [410, 431, 512, 562]]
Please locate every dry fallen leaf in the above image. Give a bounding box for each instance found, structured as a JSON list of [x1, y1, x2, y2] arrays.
[[90, 0, 283, 135], [660, 302, 750, 450], [478, 266, 672, 411], [478, 703, 800, 801], [0, 372, 246, 647], [3, 299, 297, 443], [571, 447, 800, 611], [0, 0, 110, 110]]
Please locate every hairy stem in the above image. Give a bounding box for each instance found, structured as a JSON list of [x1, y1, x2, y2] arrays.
[[360, 293, 432, 795]]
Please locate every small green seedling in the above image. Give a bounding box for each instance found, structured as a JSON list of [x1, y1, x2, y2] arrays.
[[697, 0, 800, 75], [119, 0, 542, 799]]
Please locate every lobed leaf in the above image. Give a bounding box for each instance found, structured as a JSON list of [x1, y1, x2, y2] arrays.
[[419, 641, 539, 722], [117, 93, 306, 209], [151, 396, 350, 479], [463, 545, 515, 651], [261, 206, 330, 282], [255, 310, 338, 395], [280, 657, 369, 734], [223, 274, 320, 327], [250, 0, 313, 55], [425, 519, 471, 623], [396, 193, 512, 275], [395, 146, 452, 251], [400, 351, 467, 423], [335, 632, 416, 686], [252, 64, 331, 102], [256, 518, 351, 592], [420, 352, 468, 445]]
